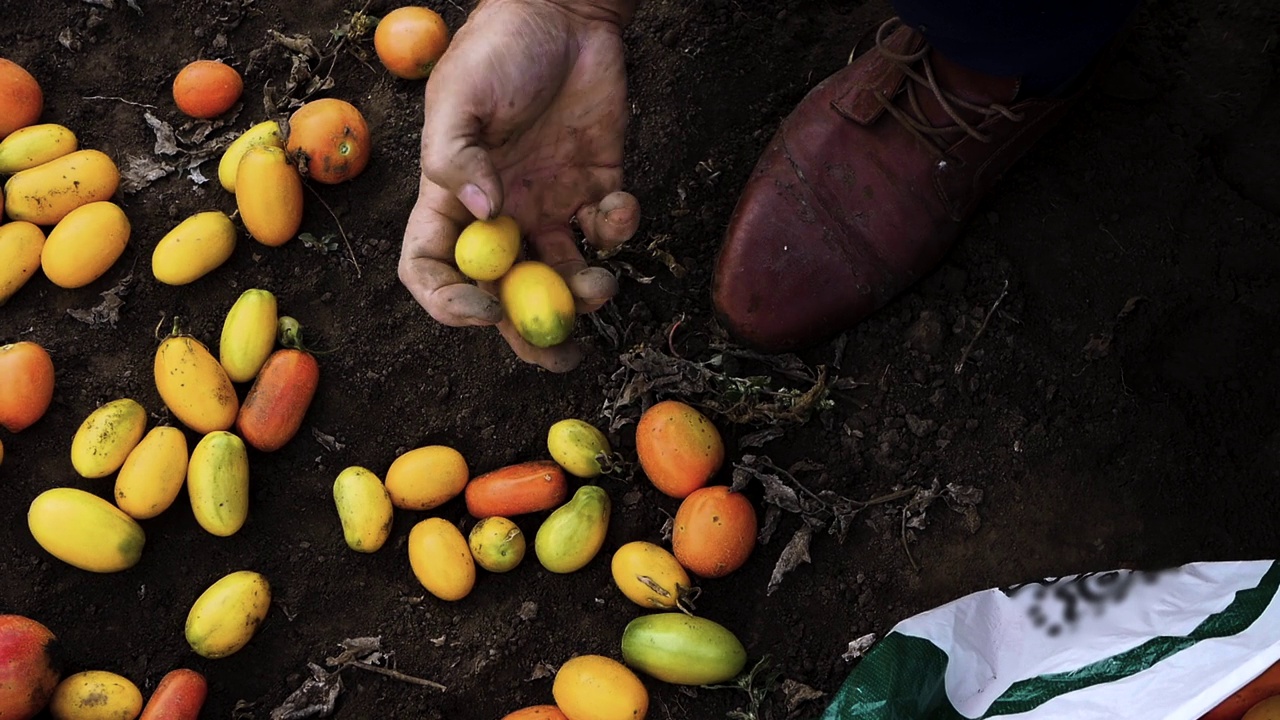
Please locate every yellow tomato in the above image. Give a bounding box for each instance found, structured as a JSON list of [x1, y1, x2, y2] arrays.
[[49, 670, 142, 720], [219, 120, 283, 192], [333, 466, 394, 553], [3, 148, 119, 225], [547, 418, 611, 478], [187, 431, 250, 537], [408, 517, 475, 601], [454, 215, 521, 281], [498, 260, 576, 348], [69, 397, 147, 479], [114, 426, 189, 519], [384, 444, 469, 510], [154, 329, 239, 434], [468, 516, 525, 573], [552, 655, 649, 720], [151, 210, 237, 286], [218, 288, 278, 383], [27, 488, 145, 573], [185, 570, 271, 659], [41, 201, 130, 289], [610, 541, 695, 611], [235, 145, 302, 247], [0, 220, 44, 305], [0, 123, 77, 174]]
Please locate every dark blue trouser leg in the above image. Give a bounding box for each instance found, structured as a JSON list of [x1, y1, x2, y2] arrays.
[[891, 0, 1142, 95]]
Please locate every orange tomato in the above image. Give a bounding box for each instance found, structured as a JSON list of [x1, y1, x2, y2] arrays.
[[172, 60, 243, 119], [285, 98, 370, 184], [0, 341, 55, 433], [374, 6, 450, 80], [500, 705, 568, 720], [672, 485, 757, 579], [635, 400, 724, 498], [0, 58, 42, 139]]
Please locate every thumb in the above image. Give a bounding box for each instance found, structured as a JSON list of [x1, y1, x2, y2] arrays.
[[420, 81, 505, 221]]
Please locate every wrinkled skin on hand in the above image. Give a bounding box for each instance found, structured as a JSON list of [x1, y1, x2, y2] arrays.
[[399, 0, 641, 373]]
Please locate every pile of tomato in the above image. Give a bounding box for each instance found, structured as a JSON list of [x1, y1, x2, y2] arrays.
[[0, 5, 773, 719]]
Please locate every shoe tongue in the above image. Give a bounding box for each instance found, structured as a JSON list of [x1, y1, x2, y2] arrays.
[[915, 50, 1020, 131]]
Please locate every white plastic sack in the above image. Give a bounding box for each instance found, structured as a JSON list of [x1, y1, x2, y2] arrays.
[[819, 560, 1280, 719]]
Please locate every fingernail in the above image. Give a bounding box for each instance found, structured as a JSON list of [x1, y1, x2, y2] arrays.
[[604, 208, 633, 226], [460, 183, 493, 220]]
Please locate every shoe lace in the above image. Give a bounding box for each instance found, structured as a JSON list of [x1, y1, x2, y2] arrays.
[[859, 17, 1025, 158]]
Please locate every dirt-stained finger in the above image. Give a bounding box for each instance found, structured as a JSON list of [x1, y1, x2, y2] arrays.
[[400, 177, 502, 326], [568, 266, 619, 314], [576, 190, 640, 252]]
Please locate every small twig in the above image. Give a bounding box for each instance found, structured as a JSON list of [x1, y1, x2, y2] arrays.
[[954, 279, 1010, 375], [343, 660, 446, 692], [850, 486, 917, 510], [901, 506, 920, 572], [303, 183, 362, 278], [82, 95, 157, 109]]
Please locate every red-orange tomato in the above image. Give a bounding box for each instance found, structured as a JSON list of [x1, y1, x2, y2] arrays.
[[500, 705, 569, 720], [235, 348, 319, 452], [285, 98, 370, 184], [0, 58, 43, 139], [0, 614, 61, 720], [672, 485, 757, 579], [464, 460, 568, 518], [139, 668, 207, 720], [0, 341, 55, 433], [172, 60, 242, 119], [1199, 660, 1280, 720], [635, 399, 724, 498]]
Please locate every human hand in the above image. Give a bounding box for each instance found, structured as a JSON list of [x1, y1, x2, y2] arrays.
[[399, 0, 641, 373]]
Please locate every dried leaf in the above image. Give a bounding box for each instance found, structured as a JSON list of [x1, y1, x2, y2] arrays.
[[144, 112, 182, 155], [1116, 295, 1146, 321], [125, 0, 142, 13], [312, 428, 343, 452], [841, 633, 877, 662], [57, 28, 81, 52], [270, 663, 343, 720], [188, 164, 209, 184], [782, 679, 825, 713], [80, 0, 116, 8], [739, 427, 784, 448], [525, 663, 555, 682], [120, 154, 175, 193], [66, 273, 132, 328], [1082, 333, 1112, 361], [767, 525, 813, 595]]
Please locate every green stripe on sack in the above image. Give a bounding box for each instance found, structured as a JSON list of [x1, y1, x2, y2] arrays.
[[986, 561, 1280, 716], [819, 633, 964, 720], [817, 561, 1279, 720]]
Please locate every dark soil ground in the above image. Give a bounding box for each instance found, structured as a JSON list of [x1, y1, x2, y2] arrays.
[[3, 0, 1279, 718]]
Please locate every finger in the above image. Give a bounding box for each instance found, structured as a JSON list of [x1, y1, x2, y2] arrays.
[[495, 320, 586, 374], [420, 74, 504, 220], [568, 267, 619, 314], [576, 190, 641, 252], [400, 178, 504, 327], [528, 227, 620, 314]]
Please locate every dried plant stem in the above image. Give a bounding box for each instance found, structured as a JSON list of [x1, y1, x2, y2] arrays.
[[344, 660, 446, 692], [304, 183, 362, 278], [955, 279, 1010, 375]]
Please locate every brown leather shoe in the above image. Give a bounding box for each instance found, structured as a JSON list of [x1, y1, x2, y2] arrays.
[[712, 17, 1113, 353]]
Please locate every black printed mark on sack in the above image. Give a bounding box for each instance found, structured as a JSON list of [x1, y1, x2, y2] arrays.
[[999, 568, 1177, 637]]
